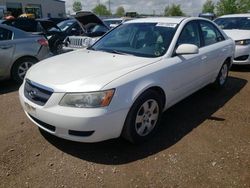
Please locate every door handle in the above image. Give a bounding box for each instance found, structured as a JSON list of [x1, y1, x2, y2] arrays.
[[221, 48, 227, 52], [0, 45, 13, 49], [201, 55, 207, 61]]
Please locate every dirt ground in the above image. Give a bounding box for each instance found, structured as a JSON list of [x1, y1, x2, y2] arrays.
[[0, 67, 249, 188]]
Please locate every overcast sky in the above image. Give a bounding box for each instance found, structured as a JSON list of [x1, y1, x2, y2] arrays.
[[65, 0, 217, 16]]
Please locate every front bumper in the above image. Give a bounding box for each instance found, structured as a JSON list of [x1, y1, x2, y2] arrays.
[[233, 45, 250, 65], [19, 83, 128, 143]]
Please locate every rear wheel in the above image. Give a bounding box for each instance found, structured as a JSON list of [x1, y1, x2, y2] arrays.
[[122, 90, 163, 143], [51, 40, 63, 55], [213, 62, 229, 88], [11, 57, 37, 84]]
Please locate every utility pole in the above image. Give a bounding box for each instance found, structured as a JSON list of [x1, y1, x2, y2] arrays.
[[108, 0, 111, 12]]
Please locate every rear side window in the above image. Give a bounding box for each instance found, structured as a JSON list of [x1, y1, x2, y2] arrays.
[[0, 28, 12, 41], [200, 21, 225, 46]]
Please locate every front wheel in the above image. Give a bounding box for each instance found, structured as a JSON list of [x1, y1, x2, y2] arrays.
[[213, 62, 229, 88], [122, 90, 163, 143]]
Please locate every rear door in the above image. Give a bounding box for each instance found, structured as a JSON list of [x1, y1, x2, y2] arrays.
[[198, 20, 232, 84], [0, 27, 15, 75]]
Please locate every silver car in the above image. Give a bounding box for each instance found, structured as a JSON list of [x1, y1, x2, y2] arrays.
[[0, 24, 50, 83]]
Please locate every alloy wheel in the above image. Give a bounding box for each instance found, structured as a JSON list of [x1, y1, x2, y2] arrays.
[[135, 99, 159, 136]]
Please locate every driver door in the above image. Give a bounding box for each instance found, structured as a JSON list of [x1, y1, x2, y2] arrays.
[[165, 21, 205, 106]]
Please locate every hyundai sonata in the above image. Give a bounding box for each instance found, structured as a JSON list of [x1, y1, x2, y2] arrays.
[[19, 17, 235, 143]]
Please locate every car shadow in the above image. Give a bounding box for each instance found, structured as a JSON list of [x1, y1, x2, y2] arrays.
[[231, 65, 250, 72], [40, 76, 247, 165], [0, 80, 20, 95]]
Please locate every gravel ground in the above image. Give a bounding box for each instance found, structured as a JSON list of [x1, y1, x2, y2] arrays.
[[0, 67, 249, 188]]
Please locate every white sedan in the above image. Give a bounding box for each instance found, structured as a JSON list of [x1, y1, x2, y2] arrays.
[[215, 14, 250, 65], [19, 17, 235, 143]]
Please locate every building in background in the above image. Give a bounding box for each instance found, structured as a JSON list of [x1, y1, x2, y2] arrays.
[[0, 0, 66, 18]]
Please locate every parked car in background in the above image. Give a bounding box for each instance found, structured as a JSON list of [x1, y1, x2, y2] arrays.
[[2, 18, 65, 54], [103, 18, 123, 28], [19, 17, 234, 143], [0, 24, 50, 83], [215, 14, 250, 65], [199, 13, 216, 20], [103, 17, 134, 29], [62, 11, 109, 51]]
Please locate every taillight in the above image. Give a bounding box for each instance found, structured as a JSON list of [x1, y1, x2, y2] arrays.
[[38, 38, 49, 46]]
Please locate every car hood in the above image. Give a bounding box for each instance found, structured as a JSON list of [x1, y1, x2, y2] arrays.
[[26, 49, 161, 92], [223, 29, 250, 41], [74, 11, 107, 28]]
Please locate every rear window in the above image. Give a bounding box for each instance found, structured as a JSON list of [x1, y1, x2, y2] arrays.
[[10, 19, 38, 32]]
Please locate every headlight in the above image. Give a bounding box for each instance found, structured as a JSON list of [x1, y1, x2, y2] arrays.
[[59, 89, 115, 108], [235, 39, 250, 45]]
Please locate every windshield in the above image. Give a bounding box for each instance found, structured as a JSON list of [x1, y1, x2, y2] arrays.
[[91, 22, 177, 58], [215, 17, 250, 30], [57, 19, 76, 31]]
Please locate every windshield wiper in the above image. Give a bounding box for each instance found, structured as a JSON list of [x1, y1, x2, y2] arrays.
[[99, 49, 134, 56]]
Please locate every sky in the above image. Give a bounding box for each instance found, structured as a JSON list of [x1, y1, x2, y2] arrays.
[[65, 0, 217, 16]]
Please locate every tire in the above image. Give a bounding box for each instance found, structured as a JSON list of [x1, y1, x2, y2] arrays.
[[51, 40, 63, 55], [11, 57, 37, 84], [122, 90, 163, 143], [213, 62, 229, 89]]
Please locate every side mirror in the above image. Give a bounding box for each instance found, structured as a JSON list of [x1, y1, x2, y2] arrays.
[[175, 44, 199, 55]]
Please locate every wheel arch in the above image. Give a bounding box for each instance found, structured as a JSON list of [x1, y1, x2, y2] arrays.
[[213, 56, 232, 82], [130, 82, 167, 110], [10, 56, 38, 76]]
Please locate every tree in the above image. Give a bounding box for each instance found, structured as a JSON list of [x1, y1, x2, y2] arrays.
[[216, 0, 250, 16], [202, 0, 215, 13], [73, 0, 82, 12], [216, 0, 238, 15], [92, 4, 112, 16], [238, 0, 250, 13], [116, 6, 125, 17], [164, 4, 185, 16], [164, 6, 170, 16]]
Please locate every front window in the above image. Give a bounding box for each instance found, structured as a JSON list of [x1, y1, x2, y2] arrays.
[[177, 21, 201, 47], [215, 17, 250, 30], [91, 22, 177, 58]]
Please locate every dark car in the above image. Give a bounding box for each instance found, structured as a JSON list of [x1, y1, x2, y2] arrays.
[[2, 18, 65, 54], [56, 11, 109, 39]]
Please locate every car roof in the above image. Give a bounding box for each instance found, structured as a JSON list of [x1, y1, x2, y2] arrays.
[[126, 17, 186, 24], [0, 23, 27, 34], [0, 23, 39, 38], [219, 14, 250, 18]]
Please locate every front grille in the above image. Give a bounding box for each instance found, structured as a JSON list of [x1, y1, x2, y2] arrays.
[[234, 55, 249, 61], [29, 114, 56, 132], [24, 79, 53, 106]]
